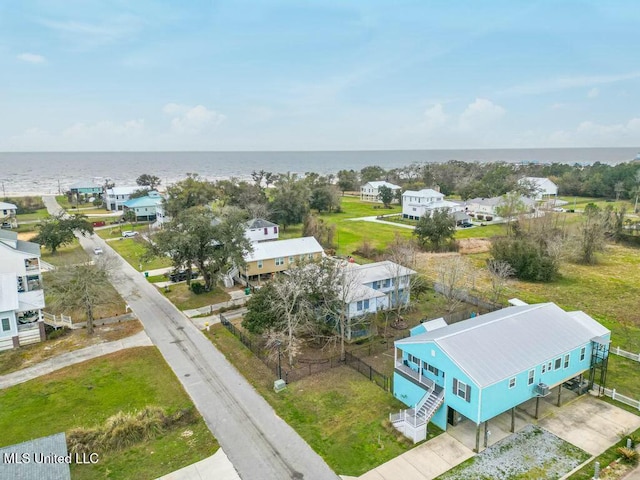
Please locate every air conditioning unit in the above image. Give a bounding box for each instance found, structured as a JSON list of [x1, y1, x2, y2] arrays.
[[536, 383, 550, 397]]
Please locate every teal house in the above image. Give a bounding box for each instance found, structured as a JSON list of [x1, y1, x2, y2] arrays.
[[122, 191, 163, 221], [391, 302, 609, 450]]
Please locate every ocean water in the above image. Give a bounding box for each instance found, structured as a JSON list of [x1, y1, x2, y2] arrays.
[[0, 148, 638, 195]]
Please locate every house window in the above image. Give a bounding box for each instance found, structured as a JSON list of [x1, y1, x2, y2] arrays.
[[357, 299, 370, 311], [373, 281, 380, 290], [580, 347, 586, 362], [547, 361, 552, 371], [541, 364, 547, 374], [1, 317, 10, 332], [564, 354, 570, 369], [383, 279, 391, 288], [426, 363, 439, 377], [275, 257, 284, 266], [453, 378, 471, 402], [288, 256, 294, 264], [554, 358, 562, 370], [528, 369, 535, 385], [509, 377, 516, 389], [308, 253, 313, 260], [257, 260, 263, 269], [274, 226, 278, 234], [409, 354, 420, 365]]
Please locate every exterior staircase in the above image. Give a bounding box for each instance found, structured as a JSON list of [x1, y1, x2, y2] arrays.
[[390, 387, 444, 443]]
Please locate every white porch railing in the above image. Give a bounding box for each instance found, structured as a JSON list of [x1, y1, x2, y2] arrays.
[[395, 360, 437, 390], [390, 388, 445, 443], [42, 312, 73, 328]]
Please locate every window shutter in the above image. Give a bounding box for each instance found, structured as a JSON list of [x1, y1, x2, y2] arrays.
[[452, 378, 458, 395], [465, 384, 471, 402]]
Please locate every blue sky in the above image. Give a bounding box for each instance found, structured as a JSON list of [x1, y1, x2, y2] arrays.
[[1, 0, 639, 151]]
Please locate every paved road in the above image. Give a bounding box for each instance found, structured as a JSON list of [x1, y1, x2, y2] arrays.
[[42, 196, 339, 480]]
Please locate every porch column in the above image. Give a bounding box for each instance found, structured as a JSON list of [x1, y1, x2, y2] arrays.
[[12, 335, 19, 348], [511, 407, 515, 433], [394, 347, 398, 368], [475, 424, 481, 453], [38, 321, 46, 341], [535, 396, 540, 419], [557, 384, 562, 407], [419, 360, 422, 383], [484, 421, 489, 448]]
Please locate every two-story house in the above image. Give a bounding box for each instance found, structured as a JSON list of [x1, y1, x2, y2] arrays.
[[390, 302, 610, 450], [122, 191, 164, 221], [518, 177, 558, 200], [0, 201, 18, 228], [402, 189, 463, 221], [104, 186, 140, 211], [360, 181, 401, 203], [245, 218, 279, 243], [0, 230, 46, 351], [340, 260, 417, 340]]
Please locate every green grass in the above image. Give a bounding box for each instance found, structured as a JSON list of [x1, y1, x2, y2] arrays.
[[557, 196, 635, 212], [455, 223, 506, 239], [108, 238, 172, 271], [160, 282, 231, 310], [0, 347, 218, 479], [16, 208, 50, 221], [567, 424, 640, 480], [605, 355, 640, 400], [206, 324, 439, 476], [97, 223, 151, 240], [41, 239, 90, 266], [146, 274, 167, 283]]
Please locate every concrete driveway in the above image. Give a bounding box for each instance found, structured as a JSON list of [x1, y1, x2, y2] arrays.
[[539, 394, 640, 456], [345, 433, 473, 480]]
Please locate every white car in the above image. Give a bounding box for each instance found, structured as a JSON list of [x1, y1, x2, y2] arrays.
[[122, 231, 139, 238], [93, 247, 103, 255]]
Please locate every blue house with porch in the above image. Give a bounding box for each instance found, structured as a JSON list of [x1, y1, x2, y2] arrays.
[[391, 302, 610, 450]]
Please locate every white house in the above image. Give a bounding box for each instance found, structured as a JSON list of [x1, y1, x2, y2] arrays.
[[360, 181, 401, 203], [104, 186, 140, 211], [466, 196, 536, 218], [0, 201, 18, 228], [245, 218, 279, 243], [0, 230, 46, 351], [402, 189, 463, 220], [341, 260, 417, 340], [519, 177, 558, 200], [122, 191, 164, 221]]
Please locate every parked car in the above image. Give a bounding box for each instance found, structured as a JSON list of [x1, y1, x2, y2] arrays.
[[93, 247, 103, 255], [167, 269, 200, 283], [122, 230, 139, 238]]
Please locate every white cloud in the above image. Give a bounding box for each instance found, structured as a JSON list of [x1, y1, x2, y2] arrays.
[[17, 53, 46, 64], [422, 104, 448, 131], [502, 71, 640, 97], [549, 117, 640, 147], [62, 119, 145, 139], [38, 15, 143, 49], [587, 87, 599, 99], [163, 103, 225, 135], [458, 98, 506, 131]]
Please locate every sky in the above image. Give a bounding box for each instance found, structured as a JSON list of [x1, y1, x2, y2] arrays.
[[1, 0, 639, 152]]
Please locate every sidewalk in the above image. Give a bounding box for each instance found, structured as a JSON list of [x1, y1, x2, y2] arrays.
[[157, 448, 240, 480], [0, 330, 152, 390]]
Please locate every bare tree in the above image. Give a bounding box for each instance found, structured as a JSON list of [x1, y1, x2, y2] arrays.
[[46, 256, 124, 334], [436, 255, 472, 313], [486, 260, 514, 303], [495, 192, 527, 236]]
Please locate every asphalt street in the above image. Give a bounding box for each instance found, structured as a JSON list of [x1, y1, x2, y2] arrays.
[[42, 196, 340, 480]]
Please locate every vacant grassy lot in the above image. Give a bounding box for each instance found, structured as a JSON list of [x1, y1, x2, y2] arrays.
[[16, 207, 50, 222], [0, 347, 217, 480], [41, 239, 89, 266], [159, 282, 231, 310], [97, 223, 150, 240], [107, 237, 172, 271], [206, 324, 440, 476]]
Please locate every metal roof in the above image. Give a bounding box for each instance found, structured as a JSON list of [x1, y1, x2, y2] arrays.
[[347, 260, 416, 284], [396, 303, 610, 388], [106, 186, 139, 195], [246, 218, 278, 229], [364, 181, 400, 189], [123, 195, 163, 209], [245, 236, 324, 262], [0, 201, 17, 210], [0, 432, 71, 480], [15, 240, 41, 256], [402, 188, 443, 198]]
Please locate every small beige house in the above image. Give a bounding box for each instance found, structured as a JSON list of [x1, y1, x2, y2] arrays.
[[241, 236, 324, 279]]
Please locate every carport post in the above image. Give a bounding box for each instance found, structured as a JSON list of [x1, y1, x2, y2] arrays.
[[557, 385, 562, 407], [475, 424, 481, 453], [535, 396, 540, 419], [483, 421, 489, 448], [510, 407, 515, 432]]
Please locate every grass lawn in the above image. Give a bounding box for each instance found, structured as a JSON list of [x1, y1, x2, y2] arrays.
[[107, 237, 172, 271], [205, 324, 439, 476], [437, 425, 590, 480], [159, 282, 231, 310], [0, 347, 217, 480], [97, 223, 151, 240], [558, 196, 635, 212], [41, 239, 90, 266], [16, 208, 50, 222]]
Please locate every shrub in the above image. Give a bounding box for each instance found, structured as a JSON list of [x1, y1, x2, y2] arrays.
[[491, 237, 558, 282], [47, 326, 71, 341], [617, 446, 639, 465], [190, 281, 205, 294]]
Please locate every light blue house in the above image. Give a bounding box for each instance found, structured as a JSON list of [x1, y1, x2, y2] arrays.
[[122, 191, 163, 221], [391, 302, 610, 450]]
